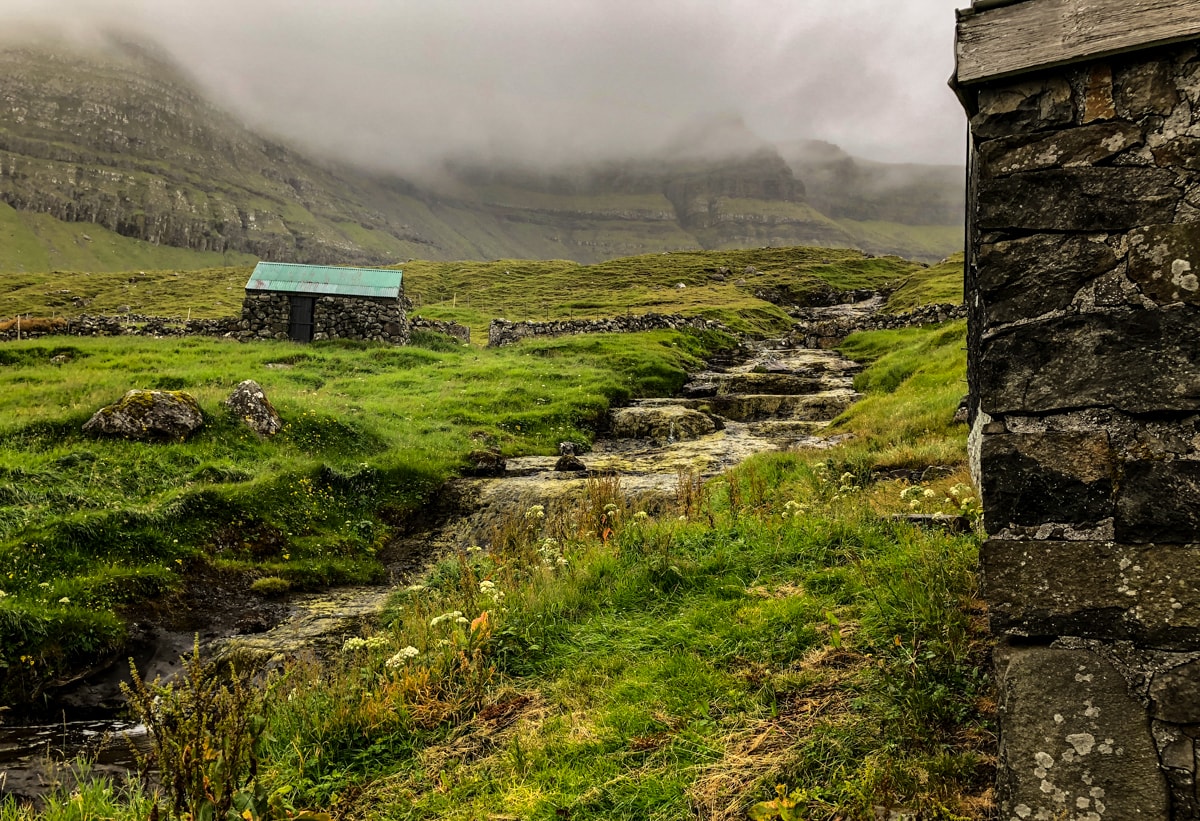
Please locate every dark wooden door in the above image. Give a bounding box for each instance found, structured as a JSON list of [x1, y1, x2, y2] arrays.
[[289, 296, 315, 343]]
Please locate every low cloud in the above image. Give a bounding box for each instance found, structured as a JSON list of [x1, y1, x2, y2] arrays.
[[0, 0, 966, 176]]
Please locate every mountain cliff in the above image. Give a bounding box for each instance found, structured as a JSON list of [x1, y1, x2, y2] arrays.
[[0, 37, 963, 270]]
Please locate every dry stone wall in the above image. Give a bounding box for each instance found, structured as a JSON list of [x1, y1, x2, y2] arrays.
[[966, 42, 1200, 819], [487, 313, 725, 347]]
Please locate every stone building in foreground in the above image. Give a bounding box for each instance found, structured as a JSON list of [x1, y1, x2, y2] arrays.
[[955, 0, 1200, 816], [240, 262, 409, 344]]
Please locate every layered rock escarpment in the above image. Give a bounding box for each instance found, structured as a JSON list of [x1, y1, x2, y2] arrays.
[[961, 32, 1200, 821]]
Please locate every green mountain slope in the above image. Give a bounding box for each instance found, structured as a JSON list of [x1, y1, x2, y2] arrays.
[[0, 36, 963, 272]]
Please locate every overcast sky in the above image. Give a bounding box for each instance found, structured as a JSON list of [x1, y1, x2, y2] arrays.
[[2, 0, 967, 176]]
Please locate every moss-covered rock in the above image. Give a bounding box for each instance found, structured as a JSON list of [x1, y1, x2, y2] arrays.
[[82, 389, 205, 442]]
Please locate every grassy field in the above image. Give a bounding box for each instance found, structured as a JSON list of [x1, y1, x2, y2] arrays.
[[0, 245, 983, 819], [0, 246, 929, 344]]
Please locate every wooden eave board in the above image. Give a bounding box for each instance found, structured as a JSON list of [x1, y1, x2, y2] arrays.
[[957, 0, 1200, 85]]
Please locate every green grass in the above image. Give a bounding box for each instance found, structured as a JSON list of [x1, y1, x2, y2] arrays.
[[230, 319, 991, 820], [884, 254, 966, 314], [0, 245, 928, 342], [0, 328, 730, 702], [0, 201, 256, 275]]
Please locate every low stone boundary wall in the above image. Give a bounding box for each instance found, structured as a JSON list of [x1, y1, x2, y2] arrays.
[[787, 302, 966, 349], [0, 314, 240, 342], [410, 317, 471, 344], [487, 313, 726, 347]]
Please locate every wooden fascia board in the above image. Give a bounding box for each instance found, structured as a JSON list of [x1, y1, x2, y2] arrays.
[[956, 0, 1200, 85]]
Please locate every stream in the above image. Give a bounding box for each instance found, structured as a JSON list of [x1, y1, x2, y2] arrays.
[[0, 307, 872, 802]]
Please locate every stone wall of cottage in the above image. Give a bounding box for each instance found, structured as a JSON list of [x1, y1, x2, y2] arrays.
[[966, 42, 1200, 819], [240, 292, 410, 344]]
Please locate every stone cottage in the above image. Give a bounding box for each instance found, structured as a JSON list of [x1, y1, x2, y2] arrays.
[[955, 0, 1200, 816], [240, 262, 409, 344]]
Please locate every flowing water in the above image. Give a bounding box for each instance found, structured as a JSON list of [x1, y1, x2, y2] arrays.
[[0, 313, 870, 801]]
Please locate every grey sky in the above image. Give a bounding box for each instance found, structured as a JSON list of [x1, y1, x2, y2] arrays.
[[2, 0, 967, 175]]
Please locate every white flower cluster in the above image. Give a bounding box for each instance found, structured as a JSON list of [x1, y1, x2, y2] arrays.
[[525, 504, 546, 520], [430, 610, 469, 627], [781, 500, 808, 518], [341, 635, 390, 653], [385, 646, 420, 668], [479, 579, 506, 603]]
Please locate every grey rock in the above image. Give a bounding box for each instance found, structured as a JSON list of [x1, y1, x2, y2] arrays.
[[979, 308, 1200, 414], [978, 122, 1143, 177], [1115, 459, 1200, 544], [980, 432, 1116, 532], [1151, 659, 1200, 724], [972, 77, 1075, 138], [224, 380, 282, 436], [83, 389, 205, 442], [609, 405, 718, 441], [554, 454, 587, 472], [996, 646, 1169, 820], [978, 167, 1180, 231], [1115, 60, 1180, 119], [464, 448, 505, 477], [977, 234, 1118, 327], [982, 539, 1200, 648], [1128, 223, 1200, 306]]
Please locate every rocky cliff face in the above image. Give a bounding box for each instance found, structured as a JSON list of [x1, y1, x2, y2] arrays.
[[0, 37, 963, 267]]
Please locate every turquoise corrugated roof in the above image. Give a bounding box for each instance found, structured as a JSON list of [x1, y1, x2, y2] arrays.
[[245, 262, 403, 299]]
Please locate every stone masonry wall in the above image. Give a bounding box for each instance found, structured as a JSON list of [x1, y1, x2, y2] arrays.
[[967, 43, 1200, 819], [240, 292, 410, 344], [487, 312, 725, 347]]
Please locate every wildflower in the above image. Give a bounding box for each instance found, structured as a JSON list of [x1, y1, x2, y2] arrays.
[[455, 616, 469, 625], [365, 635, 390, 651], [58, 597, 70, 604], [385, 646, 420, 668], [405, 584, 426, 593], [341, 637, 368, 652], [840, 472, 855, 484], [678, 515, 688, 522], [38, 582, 50, 589], [556, 556, 569, 567], [525, 504, 546, 519], [923, 488, 935, 499], [430, 611, 465, 627], [634, 511, 649, 520], [479, 580, 496, 592], [0, 590, 6, 598], [467, 545, 483, 553]]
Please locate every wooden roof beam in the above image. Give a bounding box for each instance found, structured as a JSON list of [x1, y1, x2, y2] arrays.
[[956, 0, 1200, 86]]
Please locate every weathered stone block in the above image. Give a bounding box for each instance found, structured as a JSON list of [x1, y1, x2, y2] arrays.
[[972, 77, 1075, 139], [978, 122, 1142, 178], [983, 539, 1200, 648], [1116, 459, 1200, 544], [980, 432, 1116, 532], [1115, 60, 1181, 119], [1152, 137, 1200, 172], [996, 646, 1169, 821], [1151, 659, 1200, 724], [979, 308, 1200, 414], [977, 234, 1117, 326], [978, 168, 1179, 231], [1128, 223, 1200, 306]]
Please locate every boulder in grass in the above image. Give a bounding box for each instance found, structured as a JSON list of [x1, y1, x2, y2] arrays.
[[224, 380, 283, 436], [83, 390, 204, 442], [464, 447, 506, 477]]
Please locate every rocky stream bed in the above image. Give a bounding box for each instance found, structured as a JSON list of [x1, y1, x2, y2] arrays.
[[0, 303, 877, 802]]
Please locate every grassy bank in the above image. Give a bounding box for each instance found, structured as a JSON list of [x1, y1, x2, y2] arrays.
[[3, 316, 988, 820], [0, 327, 731, 703]]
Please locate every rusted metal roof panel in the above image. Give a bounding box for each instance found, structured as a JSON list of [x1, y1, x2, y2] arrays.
[[245, 262, 403, 300]]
